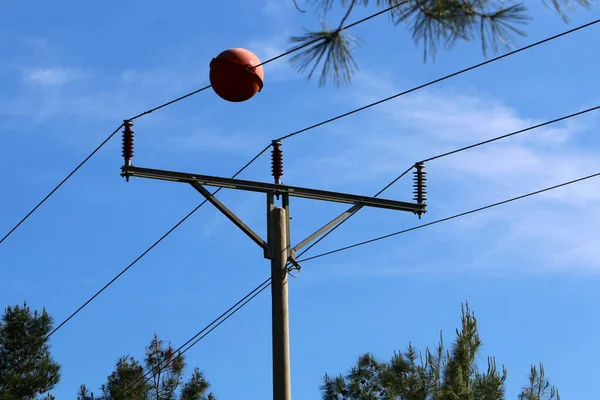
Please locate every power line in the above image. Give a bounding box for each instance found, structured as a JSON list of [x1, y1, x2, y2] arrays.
[[130, 85, 213, 120], [126, 1, 410, 121], [0, 123, 123, 245], [44, 144, 271, 341], [131, 1, 409, 119], [0, 4, 408, 247], [288, 102, 600, 260], [297, 171, 600, 263], [276, 17, 600, 142], [342, 1, 407, 31], [285, 87, 600, 261], [255, 1, 410, 67], [17, 145, 270, 379], [322, 101, 600, 260], [421, 105, 600, 163], [121, 278, 272, 398], [0, 86, 201, 247]]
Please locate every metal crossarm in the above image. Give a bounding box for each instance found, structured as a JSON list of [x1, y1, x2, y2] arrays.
[[123, 166, 425, 213]]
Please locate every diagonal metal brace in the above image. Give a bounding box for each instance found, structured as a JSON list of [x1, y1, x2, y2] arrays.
[[189, 182, 268, 253], [292, 203, 363, 254]]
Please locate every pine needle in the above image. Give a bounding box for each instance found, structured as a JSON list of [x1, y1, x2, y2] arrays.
[[288, 26, 359, 86]]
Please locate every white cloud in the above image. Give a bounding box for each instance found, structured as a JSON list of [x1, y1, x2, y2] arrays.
[[23, 67, 84, 86]]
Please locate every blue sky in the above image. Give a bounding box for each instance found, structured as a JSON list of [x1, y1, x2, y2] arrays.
[[1, 0, 600, 398]]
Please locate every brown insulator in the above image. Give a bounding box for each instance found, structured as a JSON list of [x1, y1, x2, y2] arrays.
[[271, 140, 283, 184], [122, 120, 134, 166], [413, 162, 427, 219]]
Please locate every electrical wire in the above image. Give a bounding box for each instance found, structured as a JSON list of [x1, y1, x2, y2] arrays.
[[276, 17, 600, 142], [420, 104, 600, 163], [302, 101, 600, 261], [44, 144, 271, 341], [120, 277, 272, 398], [129, 85, 213, 120], [14, 145, 270, 377], [284, 84, 600, 261], [297, 171, 600, 263], [0, 123, 124, 245], [289, 101, 600, 261], [255, 1, 410, 68], [0, 3, 408, 247]]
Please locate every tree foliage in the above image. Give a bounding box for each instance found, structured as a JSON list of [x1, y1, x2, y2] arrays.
[[78, 334, 214, 400], [180, 369, 216, 400], [0, 303, 61, 400], [518, 364, 560, 400], [289, 0, 592, 85], [321, 303, 559, 399]]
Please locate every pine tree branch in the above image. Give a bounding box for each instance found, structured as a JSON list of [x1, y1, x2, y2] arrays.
[[290, 0, 591, 86]]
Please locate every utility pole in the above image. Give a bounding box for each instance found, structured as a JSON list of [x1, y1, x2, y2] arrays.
[[270, 206, 291, 400], [120, 121, 426, 400]]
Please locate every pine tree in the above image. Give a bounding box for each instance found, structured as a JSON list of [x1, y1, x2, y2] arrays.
[[102, 356, 149, 400], [180, 369, 216, 400], [0, 303, 61, 400], [78, 334, 214, 400], [320, 303, 558, 400], [518, 363, 560, 400]]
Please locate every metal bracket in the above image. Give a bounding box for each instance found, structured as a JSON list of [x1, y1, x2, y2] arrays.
[[287, 255, 302, 272], [189, 182, 268, 253], [292, 203, 362, 254]]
